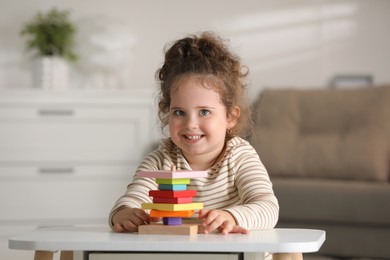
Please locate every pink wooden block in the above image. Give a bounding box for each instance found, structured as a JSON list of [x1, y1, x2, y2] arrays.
[[138, 170, 208, 179]]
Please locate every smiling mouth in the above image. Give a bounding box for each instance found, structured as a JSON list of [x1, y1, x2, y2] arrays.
[[184, 134, 203, 141]]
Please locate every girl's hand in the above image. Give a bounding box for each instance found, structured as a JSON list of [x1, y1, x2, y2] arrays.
[[198, 209, 250, 235], [112, 207, 160, 233]]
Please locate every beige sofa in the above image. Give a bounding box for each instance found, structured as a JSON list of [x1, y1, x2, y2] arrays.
[[250, 85, 390, 259]]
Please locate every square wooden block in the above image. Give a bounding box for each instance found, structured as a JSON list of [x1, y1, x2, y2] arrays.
[[138, 224, 199, 235]]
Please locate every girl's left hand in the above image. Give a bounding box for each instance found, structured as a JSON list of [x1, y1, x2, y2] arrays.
[[198, 209, 250, 235]]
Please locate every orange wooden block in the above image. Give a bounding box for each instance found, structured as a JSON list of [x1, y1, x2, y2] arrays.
[[150, 209, 195, 218], [138, 223, 198, 235]]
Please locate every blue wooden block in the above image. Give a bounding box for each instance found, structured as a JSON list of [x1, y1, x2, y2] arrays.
[[163, 217, 182, 226], [159, 184, 187, 191]]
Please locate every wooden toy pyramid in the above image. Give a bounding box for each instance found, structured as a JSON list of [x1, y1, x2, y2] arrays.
[[138, 166, 207, 235]]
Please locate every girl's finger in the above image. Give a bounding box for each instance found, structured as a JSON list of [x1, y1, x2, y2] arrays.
[[220, 221, 234, 235], [230, 225, 250, 234], [150, 217, 161, 223], [204, 215, 223, 234], [113, 223, 126, 233], [198, 209, 209, 219], [123, 221, 138, 232]]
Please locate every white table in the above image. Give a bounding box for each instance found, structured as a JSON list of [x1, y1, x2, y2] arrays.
[[9, 226, 325, 260]]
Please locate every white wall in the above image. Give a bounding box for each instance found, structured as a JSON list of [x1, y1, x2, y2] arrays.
[[0, 0, 389, 98]]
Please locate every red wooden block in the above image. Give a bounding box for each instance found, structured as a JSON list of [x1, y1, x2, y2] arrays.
[[149, 190, 196, 198], [153, 197, 193, 204]]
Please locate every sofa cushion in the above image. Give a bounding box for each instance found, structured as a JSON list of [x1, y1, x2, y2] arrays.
[[272, 177, 390, 226], [251, 86, 390, 182]]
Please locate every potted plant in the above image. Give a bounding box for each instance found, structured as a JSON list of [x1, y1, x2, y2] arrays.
[[20, 8, 78, 89]]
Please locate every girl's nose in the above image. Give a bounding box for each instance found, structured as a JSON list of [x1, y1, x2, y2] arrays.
[[186, 114, 199, 129]]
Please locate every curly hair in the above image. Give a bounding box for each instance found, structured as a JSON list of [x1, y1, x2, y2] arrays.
[[156, 31, 252, 138]]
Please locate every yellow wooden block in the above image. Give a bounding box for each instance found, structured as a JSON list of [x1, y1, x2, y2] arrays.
[[156, 178, 190, 184], [141, 202, 203, 211], [139, 223, 199, 235]]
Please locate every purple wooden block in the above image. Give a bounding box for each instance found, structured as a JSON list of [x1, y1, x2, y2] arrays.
[[163, 217, 182, 226]]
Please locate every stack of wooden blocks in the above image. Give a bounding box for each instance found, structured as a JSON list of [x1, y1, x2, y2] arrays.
[[138, 168, 207, 235]]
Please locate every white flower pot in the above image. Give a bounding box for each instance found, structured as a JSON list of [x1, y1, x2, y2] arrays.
[[32, 56, 69, 89]]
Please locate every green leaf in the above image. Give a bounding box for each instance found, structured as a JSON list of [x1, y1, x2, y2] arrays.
[[20, 8, 78, 63]]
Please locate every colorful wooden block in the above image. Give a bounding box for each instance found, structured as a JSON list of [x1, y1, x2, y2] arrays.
[[141, 202, 203, 211], [150, 209, 195, 218], [138, 170, 208, 179], [159, 184, 187, 191], [149, 190, 196, 198], [140, 169, 205, 234], [163, 217, 182, 225], [138, 223, 198, 235], [153, 197, 193, 204], [156, 178, 190, 184]]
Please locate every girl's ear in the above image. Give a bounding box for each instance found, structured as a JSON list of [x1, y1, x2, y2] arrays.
[[227, 106, 240, 129]]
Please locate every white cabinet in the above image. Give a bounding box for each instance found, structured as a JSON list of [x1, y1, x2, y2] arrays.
[[0, 89, 159, 260]]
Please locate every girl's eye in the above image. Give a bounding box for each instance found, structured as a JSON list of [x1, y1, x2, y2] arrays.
[[174, 110, 185, 116], [200, 109, 210, 116]]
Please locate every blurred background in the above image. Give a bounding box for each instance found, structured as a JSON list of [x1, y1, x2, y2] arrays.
[[1, 1, 389, 260], [1, 0, 389, 95]]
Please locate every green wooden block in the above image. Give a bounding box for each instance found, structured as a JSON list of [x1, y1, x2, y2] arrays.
[[156, 178, 190, 184]]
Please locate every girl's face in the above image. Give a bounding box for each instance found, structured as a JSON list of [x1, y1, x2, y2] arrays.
[[168, 76, 238, 170]]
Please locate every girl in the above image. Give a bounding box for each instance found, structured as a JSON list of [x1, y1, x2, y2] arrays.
[[109, 32, 279, 234]]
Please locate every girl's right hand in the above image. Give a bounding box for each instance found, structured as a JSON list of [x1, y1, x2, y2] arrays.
[[112, 207, 160, 233], [198, 209, 249, 235]]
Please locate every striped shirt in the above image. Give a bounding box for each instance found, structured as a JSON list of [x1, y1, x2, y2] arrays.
[[109, 136, 279, 230]]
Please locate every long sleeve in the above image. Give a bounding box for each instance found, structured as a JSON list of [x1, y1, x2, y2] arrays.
[[224, 140, 279, 230]]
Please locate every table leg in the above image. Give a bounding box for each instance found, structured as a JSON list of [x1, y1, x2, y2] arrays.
[[273, 253, 303, 260], [60, 251, 74, 260], [34, 251, 54, 260]]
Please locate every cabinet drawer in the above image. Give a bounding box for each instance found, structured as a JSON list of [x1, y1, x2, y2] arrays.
[[0, 105, 152, 120], [0, 164, 135, 178], [0, 172, 132, 220], [0, 107, 155, 163]]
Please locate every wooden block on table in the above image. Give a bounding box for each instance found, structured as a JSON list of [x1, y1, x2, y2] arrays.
[[138, 170, 208, 179], [159, 184, 187, 191], [150, 209, 195, 218], [156, 178, 190, 184], [139, 223, 199, 235], [153, 197, 193, 204], [142, 202, 203, 211], [149, 190, 196, 198]]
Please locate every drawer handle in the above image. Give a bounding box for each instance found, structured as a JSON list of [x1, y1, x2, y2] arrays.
[[39, 167, 74, 174], [38, 109, 74, 116]]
